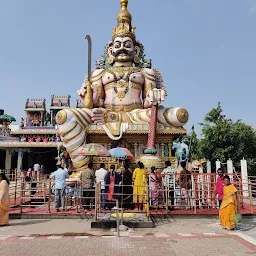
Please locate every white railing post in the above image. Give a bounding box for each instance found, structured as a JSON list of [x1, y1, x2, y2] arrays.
[[206, 160, 211, 205], [215, 160, 221, 172], [241, 158, 249, 198], [227, 159, 233, 182]]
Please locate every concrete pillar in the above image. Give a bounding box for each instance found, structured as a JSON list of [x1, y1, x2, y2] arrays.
[[17, 149, 23, 173], [241, 158, 249, 198], [161, 143, 165, 158], [168, 143, 172, 159], [207, 160, 211, 174], [216, 160, 221, 172], [5, 150, 12, 171], [134, 143, 138, 158]]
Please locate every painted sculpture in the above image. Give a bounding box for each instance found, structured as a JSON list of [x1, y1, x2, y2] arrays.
[[55, 0, 189, 171], [172, 136, 189, 165]]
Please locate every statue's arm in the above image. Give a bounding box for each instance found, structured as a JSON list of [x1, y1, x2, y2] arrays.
[[142, 68, 165, 108], [77, 69, 105, 107], [142, 68, 156, 108]]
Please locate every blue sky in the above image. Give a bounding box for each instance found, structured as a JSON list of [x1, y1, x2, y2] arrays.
[[0, 0, 256, 135]]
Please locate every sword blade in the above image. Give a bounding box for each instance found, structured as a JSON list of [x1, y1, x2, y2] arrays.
[[85, 35, 92, 81]]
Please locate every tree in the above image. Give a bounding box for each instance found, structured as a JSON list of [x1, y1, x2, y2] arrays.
[[199, 102, 256, 175], [187, 128, 202, 162]]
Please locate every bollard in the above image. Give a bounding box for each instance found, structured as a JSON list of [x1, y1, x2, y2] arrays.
[[48, 180, 51, 213], [116, 199, 120, 238]]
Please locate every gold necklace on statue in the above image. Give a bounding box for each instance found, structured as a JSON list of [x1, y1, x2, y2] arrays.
[[114, 80, 129, 98]]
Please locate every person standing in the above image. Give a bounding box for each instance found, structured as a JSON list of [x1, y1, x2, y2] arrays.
[[219, 175, 240, 230], [162, 161, 176, 210], [179, 161, 193, 210], [149, 166, 161, 207], [122, 163, 134, 209], [95, 163, 108, 210], [214, 168, 225, 207], [105, 165, 121, 209], [133, 162, 148, 211], [33, 162, 40, 181], [79, 162, 95, 211], [50, 162, 69, 212], [0, 171, 10, 226]]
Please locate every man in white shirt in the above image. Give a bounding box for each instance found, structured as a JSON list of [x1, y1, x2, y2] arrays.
[[33, 163, 40, 180], [95, 163, 108, 209], [50, 162, 69, 212], [162, 161, 176, 210]]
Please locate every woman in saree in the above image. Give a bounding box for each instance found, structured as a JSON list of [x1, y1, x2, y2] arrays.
[[105, 165, 121, 209], [133, 162, 148, 211], [0, 171, 10, 226], [149, 166, 161, 207], [219, 175, 240, 230]]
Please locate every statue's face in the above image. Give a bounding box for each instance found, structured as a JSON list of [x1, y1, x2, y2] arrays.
[[111, 37, 136, 62]]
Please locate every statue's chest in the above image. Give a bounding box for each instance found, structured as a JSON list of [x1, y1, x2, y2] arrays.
[[102, 67, 144, 85]]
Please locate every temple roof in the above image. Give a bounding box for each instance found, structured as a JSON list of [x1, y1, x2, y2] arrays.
[[25, 98, 46, 112], [50, 95, 71, 110]]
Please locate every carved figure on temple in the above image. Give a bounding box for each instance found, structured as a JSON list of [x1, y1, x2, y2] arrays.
[[35, 135, 41, 143], [43, 135, 49, 143], [20, 118, 24, 129], [55, 0, 189, 171], [44, 112, 51, 126], [21, 135, 27, 142]]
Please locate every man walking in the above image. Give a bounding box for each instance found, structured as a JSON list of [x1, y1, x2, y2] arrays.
[[95, 163, 108, 210], [214, 168, 225, 207], [50, 161, 69, 212]]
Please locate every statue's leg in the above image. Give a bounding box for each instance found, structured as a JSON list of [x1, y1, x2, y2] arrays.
[[55, 108, 93, 171], [128, 107, 189, 127]]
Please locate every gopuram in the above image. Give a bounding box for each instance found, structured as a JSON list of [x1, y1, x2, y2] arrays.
[[55, 0, 189, 171]]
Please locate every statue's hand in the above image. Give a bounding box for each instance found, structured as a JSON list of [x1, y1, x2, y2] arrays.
[[146, 88, 165, 106], [77, 82, 87, 99], [90, 108, 106, 125]]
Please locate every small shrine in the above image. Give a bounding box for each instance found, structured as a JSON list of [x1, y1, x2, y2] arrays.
[[24, 98, 46, 126]]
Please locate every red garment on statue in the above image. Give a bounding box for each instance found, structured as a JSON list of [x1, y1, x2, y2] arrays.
[[106, 175, 115, 201]]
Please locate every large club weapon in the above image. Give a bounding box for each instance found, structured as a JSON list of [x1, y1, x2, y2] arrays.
[[141, 89, 164, 169], [84, 35, 93, 109]]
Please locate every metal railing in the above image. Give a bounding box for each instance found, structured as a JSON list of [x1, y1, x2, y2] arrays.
[[7, 173, 255, 215]]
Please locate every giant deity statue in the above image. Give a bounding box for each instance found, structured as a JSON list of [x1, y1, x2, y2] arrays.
[[55, 0, 189, 171]]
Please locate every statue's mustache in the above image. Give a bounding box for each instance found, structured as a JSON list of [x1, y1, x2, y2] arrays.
[[112, 49, 133, 57]]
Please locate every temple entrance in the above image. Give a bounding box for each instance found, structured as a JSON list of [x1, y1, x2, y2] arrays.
[[23, 148, 58, 174]]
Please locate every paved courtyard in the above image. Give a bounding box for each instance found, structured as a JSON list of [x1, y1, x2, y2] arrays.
[[1, 217, 256, 255]]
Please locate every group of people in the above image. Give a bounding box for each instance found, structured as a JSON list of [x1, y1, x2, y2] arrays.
[[0, 162, 242, 230], [49, 160, 194, 212]]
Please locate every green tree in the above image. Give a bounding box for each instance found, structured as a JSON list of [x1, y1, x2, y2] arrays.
[[187, 128, 202, 161], [199, 102, 256, 175]]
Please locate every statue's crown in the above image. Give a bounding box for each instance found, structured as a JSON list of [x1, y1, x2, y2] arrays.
[[112, 0, 136, 42]]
